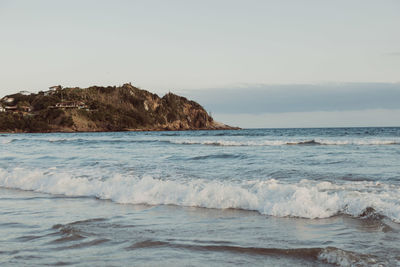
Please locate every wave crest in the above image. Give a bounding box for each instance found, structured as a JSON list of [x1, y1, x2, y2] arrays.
[[170, 139, 400, 146], [0, 168, 399, 223], [2, 137, 399, 146]]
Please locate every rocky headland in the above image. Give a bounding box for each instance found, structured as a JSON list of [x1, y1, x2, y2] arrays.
[[0, 83, 238, 133]]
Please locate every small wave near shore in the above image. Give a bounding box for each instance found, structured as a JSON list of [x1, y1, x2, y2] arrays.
[[2, 136, 399, 146], [170, 139, 400, 146], [1, 168, 399, 223]]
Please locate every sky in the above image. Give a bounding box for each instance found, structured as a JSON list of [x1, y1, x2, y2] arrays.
[[0, 0, 399, 127]]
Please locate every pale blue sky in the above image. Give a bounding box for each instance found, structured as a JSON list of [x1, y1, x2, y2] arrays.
[[1, 0, 399, 127]]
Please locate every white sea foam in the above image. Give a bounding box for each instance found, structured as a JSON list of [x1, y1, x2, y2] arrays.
[[169, 139, 399, 146], [315, 139, 399, 146], [170, 140, 281, 146], [318, 247, 380, 267], [0, 168, 399, 222], [1, 137, 398, 146], [48, 138, 71, 142]]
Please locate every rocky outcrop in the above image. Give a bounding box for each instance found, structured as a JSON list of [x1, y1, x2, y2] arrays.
[[0, 83, 238, 133]]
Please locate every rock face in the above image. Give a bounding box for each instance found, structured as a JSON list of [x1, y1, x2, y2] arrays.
[[0, 83, 238, 132]]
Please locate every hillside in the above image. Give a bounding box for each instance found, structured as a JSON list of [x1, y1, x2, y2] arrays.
[[0, 83, 237, 133]]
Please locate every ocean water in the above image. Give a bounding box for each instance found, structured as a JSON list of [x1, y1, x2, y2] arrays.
[[1, 127, 400, 266]]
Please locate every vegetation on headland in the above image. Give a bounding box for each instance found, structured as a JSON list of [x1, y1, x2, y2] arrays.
[[0, 83, 237, 133]]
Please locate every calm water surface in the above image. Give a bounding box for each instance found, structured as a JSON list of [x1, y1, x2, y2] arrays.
[[1, 128, 400, 266]]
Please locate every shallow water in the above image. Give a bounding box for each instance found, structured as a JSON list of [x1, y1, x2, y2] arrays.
[[1, 128, 400, 266]]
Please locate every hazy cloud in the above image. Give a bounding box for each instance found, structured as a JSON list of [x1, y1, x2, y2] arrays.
[[181, 83, 400, 114], [214, 109, 400, 128]]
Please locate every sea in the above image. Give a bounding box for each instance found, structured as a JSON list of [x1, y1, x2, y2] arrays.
[[1, 127, 400, 266]]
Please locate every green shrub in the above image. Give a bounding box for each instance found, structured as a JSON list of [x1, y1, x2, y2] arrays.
[[31, 95, 59, 111]]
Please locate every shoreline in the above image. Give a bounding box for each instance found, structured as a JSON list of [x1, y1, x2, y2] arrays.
[[0, 126, 240, 134]]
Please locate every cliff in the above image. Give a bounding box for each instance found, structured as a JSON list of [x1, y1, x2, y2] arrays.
[[0, 83, 238, 133]]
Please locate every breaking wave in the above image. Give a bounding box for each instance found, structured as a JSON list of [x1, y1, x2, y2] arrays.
[[126, 241, 382, 266], [1, 168, 399, 223], [317, 247, 383, 266], [169, 139, 400, 146], [2, 136, 399, 146]]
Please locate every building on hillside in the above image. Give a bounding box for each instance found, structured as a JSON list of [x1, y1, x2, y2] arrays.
[[76, 101, 88, 109], [19, 106, 32, 112], [49, 85, 62, 90], [5, 105, 18, 112], [2, 97, 15, 104], [0, 105, 5, 112], [45, 85, 62, 96], [53, 101, 88, 109], [2, 105, 32, 113], [19, 91, 31, 95]]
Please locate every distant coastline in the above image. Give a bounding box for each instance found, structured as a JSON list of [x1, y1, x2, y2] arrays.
[[0, 83, 239, 133]]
